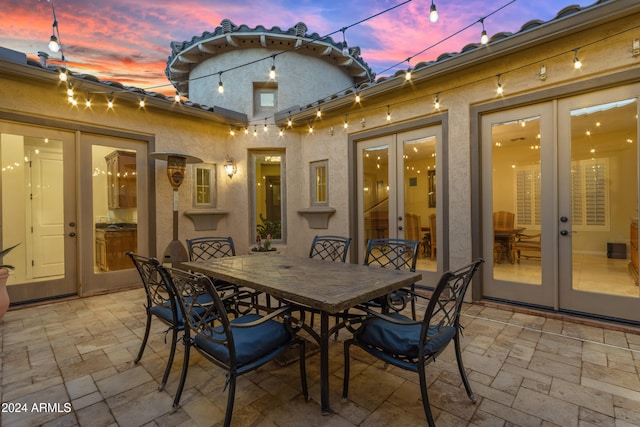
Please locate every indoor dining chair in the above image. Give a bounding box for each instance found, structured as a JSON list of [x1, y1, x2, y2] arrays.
[[343, 258, 484, 426], [162, 267, 309, 426]]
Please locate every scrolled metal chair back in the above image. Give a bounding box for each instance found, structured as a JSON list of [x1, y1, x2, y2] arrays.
[[309, 235, 352, 262], [186, 236, 236, 261], [364, 238, 419, 271]]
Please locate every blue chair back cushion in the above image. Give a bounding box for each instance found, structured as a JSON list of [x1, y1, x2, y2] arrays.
[[356, 313, 456, 358], [194, 314, 291, 366], [149, 293, 213, 324]]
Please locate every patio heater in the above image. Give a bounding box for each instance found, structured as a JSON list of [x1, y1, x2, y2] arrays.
[[149, 151, 202, 265]]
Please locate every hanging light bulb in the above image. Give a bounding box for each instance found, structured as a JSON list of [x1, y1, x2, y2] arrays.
[[405, 68, 412, 81], [66, 85, 73, 97], [429, 1, 439, 23], [253, 126, 258, 137], [139, 99, 145, 107], [48, 34, 60, 52], [355, 90, 361, 103], [341, 28, 349, 56], [244, 127, 249, 135], [107, 97, 114, 109], [218, 73, 224, 94], [269, 55, 277, 79], [309, 123, 314, 134], [85, 96, 91, 107], [496, 74, 504, 95], [434, 94, 440, 110], [174, 92, 181, 102], [573, 49, 582, 69], [343, 115, 349, 129], [316, 109, 322, 118], [229, 127, 235, 136], [263, 119, 268, 132], [279, 128, 284, 137], [480, 18, 489, 45], [386, 105, 392, 122], [287, 117, 293, 127]]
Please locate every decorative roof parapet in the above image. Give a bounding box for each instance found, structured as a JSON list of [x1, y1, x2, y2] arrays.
[[165, 19, 374, 96]]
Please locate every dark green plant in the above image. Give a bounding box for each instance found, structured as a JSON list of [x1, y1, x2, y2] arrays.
[[0, 243, 20, 270], [256, 213, 281, 240]]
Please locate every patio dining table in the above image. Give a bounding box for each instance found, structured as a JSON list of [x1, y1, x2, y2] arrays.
[[181, 254, 422, 414]]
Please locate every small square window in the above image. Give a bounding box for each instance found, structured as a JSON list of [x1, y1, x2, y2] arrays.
[[260, 92, 275, 107], [254, 82, 278, 117]]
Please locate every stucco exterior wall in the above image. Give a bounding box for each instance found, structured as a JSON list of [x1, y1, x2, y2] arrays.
[[189, 48, 358, 119]]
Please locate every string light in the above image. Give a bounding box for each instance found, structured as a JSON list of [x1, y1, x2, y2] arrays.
[[107, 96, 114, 109], [496, 74, 503, 95], [279, 128, 284, 136], [244, 127, 249, 135], [218, 73, 224, 94], [480, 18, 489, 45], [386, 105, 391, 121], [355, 90, 361, 103], [316, 109, 322, 118], [269, 55, 277, 79], [341, 28, 349, 56], [287, 117, 293, 127], [573, 48, 582, 69], [405, 59, 412, 81], [429, 0, 439, 23], [139, 99, 145, 107], [434, 94, 440, 110], [229, 127, 235, 136], [174, 92, 181, 102], [253, 126, 258, 137], [85, 96, 91, 107], [343, 115, 349, 129], [264, 119, 268, 132]]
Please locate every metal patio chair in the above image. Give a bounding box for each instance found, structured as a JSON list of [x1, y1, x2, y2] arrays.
[[309, 235, 352, 262], [342, 258, 484, 426], [162, 267, 309, 426]]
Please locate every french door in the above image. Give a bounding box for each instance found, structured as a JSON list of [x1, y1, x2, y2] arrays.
[[482, 84, 640, 323], [357, 126, 443, 284], [0, 121, 77, 303]]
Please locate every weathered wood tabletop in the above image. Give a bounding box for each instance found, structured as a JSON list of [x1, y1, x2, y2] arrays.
[[182, 254, 422, 314]]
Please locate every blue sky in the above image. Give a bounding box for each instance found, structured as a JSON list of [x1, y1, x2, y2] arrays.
[[0, 0, 595, 94]]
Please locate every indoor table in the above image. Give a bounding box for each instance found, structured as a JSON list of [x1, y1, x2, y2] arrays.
[[182, 254, 422, 414]]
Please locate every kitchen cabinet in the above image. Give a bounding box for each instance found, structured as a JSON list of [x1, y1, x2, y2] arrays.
[[96, 228, 137, 271], [106, 150, 137, 209]]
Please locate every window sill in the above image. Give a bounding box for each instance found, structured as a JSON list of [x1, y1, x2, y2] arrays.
[[297, 207, 336, 229], [184, 209, 229, 231]]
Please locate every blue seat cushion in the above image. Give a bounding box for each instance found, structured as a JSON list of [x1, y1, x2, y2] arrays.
[[150, 293, 213, 324], [194, 313, 291, 366], [356, 313, 456, 358]]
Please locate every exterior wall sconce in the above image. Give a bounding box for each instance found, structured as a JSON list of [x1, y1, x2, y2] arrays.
[[224, 158, 237, 178], [633, 38, 640, 58]]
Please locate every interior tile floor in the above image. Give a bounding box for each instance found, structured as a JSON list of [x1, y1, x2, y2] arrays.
[[1, 287, 640, 427]]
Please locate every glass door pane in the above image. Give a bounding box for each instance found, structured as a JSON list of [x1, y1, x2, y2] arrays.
[[400, 134, 437, 272], [491, 115, 543, 284], [0, 123, 76, 303]]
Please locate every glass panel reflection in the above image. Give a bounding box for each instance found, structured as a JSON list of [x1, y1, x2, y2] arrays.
[[491, 116, 542, 285], [570, 98, 638, 297]]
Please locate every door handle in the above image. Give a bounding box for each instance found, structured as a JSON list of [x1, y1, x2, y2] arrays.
[[69, 232, 76, 237]]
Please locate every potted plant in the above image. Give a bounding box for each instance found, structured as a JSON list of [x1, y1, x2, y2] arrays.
[[251, 214, 281, 253], [0, 243, 20, 320]]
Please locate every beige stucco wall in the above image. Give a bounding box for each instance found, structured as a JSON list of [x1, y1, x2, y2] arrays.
[[189, 48, 358, 120]]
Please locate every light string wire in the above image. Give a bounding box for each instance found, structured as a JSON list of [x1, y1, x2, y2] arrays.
[[152, 0, 414, 91], [238, 0, 519, 129], [285, 21, 640, 132]]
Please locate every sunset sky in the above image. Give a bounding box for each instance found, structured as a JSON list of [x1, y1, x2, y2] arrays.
[[1, 0, 594, 95]]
